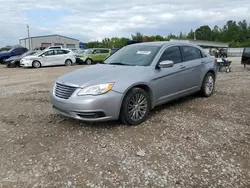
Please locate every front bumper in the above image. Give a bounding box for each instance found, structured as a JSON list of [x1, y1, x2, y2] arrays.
[[51, 89, 123, 122], [20, 60, 32, 67], [76, 57, 85, 64]]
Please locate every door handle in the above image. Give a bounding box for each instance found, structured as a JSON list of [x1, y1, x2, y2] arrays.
[[201, 61, 205, 64]]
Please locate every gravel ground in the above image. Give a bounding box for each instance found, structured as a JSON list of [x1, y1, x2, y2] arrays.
[[0, 58, 249, 188]]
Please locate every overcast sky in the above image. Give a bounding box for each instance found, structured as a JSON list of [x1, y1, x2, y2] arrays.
[[0, 0, 250, 47]]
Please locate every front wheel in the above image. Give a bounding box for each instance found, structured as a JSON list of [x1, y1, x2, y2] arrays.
[[120, 88, 150, 125], [85, 58, 92, 65], [200, 72, 215, 97], [32, 60, 41, 68]]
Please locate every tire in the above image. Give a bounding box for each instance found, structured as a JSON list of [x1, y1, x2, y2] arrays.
[[0, 58, 7, 64], [200, 72, 215, 97], [65, 59, 72, 66], [85, 58, 92, 65], [32, 60, 41, 68], [119, 88, 150, 125]]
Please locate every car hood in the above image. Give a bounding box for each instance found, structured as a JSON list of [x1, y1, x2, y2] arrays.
[[57, 64, 148, 88], [22, 55, 39, 59], [6, 55, 21, 61], [0, 51, 10, 56]]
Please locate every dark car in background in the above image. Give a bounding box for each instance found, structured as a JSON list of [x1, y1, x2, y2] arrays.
[[0, 46, 28, 64], [5, 50, 40, 68], [241, 47, 250, 68]]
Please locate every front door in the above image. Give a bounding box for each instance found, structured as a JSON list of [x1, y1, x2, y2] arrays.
[[151, 45, 186, 105], [41, 50, 55, 66], [92, 49, 102, 62]]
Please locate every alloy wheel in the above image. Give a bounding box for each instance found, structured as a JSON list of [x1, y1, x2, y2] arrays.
[[205, 75, 214, 95], [128, 93, 148, 121]]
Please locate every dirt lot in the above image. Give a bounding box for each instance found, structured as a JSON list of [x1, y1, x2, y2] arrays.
[[0, 58, 249, 188]]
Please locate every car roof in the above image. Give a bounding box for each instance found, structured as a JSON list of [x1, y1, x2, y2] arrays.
[[130, 41, 201, 48], [88, 48, 110, 50]]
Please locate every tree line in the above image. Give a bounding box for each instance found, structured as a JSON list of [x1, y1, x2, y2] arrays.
[[83, 19, 250, 48], [1, 19, 250, 51]]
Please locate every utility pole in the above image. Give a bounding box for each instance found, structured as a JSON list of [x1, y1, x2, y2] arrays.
[[27, 25, 30, 49]]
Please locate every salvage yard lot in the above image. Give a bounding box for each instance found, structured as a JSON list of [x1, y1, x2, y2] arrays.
[[0, 58, 249, 187]]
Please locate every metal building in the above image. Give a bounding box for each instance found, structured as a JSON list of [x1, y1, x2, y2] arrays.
[[19, 34, 79, 50]]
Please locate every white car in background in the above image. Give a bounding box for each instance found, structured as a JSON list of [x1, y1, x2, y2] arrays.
[[20, 49, 76, 68]]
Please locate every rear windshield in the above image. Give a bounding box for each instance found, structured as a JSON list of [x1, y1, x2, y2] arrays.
[[243, 47, 250, 54]]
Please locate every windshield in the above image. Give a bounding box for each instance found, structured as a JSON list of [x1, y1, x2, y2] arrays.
[[243, 47, 250, 54], [77, 50, 86, 55], [7, 47, 15, 52], [104, 45, 160, 66]]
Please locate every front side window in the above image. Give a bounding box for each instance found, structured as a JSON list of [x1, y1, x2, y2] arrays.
[[43, 50, 54, 56], [159, 46, 182, 64], [182, 46, 201, 61], [93, 49, 101, 54], [104, 45, 160, 66]]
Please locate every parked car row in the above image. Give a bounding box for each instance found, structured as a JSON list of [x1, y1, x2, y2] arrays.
[[20, 48, 76, 68]]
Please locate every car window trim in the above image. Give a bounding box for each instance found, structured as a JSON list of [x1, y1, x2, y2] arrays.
[[156, 45, 183, 66], [180, 45, 202, 62]]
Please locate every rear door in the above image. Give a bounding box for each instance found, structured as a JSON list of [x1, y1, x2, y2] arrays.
[[100, 49, 111, 61], [179, 45, 204, 91], [54, 49, 68, 65]]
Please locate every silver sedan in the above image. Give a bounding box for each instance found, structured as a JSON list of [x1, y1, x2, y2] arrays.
[[51, 42, 217, 125]]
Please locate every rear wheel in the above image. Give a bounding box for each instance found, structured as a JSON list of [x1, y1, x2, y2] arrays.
[[32, 60, 41, 68], [201, 72, 215, 97], [65, 59, 72, 66], [119, 88, 150, 125]]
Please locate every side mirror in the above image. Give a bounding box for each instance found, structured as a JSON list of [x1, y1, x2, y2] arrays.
[[40, 54, 45, 57], [158, 60, 174, 68]]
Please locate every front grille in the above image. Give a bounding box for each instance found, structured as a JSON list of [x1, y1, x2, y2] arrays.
[[54, 82, 78, 99]]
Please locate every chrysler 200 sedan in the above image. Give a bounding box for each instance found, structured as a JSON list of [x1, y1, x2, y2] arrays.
[[51, 42, 217, 125]]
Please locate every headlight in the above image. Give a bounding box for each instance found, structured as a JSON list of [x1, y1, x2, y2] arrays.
[[11, 60, 16, 63], [77, 83, 114, 96]]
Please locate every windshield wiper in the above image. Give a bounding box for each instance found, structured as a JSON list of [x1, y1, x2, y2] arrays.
[[108, 62, 132, 66]]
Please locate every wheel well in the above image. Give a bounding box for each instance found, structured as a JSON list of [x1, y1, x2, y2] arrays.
[[32, 60, 41, 64], [121, 84, 154, 110], [65, 59, 72, 63], [207, 70, 216, 79]]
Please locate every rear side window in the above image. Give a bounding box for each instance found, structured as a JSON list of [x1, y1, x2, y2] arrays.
[[182, 46, 201, 61], [243, 47, 250, 53], [200, 50, 207, 58], [56, 50, 69, 54], [159, 46, 182, 64]]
